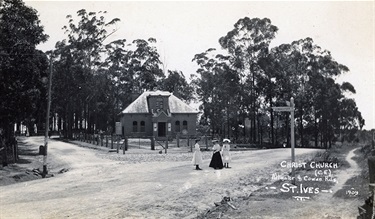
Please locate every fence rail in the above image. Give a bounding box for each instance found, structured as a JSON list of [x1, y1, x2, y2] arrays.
[[72, 133, 215, 154]]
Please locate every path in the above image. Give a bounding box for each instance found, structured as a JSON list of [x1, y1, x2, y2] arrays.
[[292, 147, 362, 218], [0, 136, 320, 219]]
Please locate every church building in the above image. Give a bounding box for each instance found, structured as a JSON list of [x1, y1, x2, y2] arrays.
[[119, 90, 199, 140]]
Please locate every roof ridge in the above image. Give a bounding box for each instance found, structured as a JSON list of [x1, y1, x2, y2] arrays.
[[121, 90, 199, 114]]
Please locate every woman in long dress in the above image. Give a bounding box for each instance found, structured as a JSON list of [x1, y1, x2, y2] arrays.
[[222, 139, 231, 168], [192, 139, 203, 170], [209, 139, 223, 169]]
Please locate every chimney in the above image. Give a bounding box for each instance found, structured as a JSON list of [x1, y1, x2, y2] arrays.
[[130, 87, 141, 102]]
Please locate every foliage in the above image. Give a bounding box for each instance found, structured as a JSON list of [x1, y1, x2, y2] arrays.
[[0, 2, 365, 149], [50, 9, 169, 137], [192, 17, 364, 147], [0, 0, 49, 138], [160, 70, 194, 103]]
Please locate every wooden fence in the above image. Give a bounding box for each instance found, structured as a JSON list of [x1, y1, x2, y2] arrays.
[[72, 133, 214, 154], [358, 149, 375, 219]]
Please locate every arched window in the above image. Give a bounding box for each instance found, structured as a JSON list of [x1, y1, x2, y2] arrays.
[[182, 120, 188, 131], [132, 121, 138, 132], [175, 121, 180, 132], [140, 121, 145, 132]]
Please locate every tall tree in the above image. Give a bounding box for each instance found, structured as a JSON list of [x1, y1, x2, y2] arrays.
[[52, 9, 120, 137], [128, 38, 165, 91], [103, 37, 165, 131], [191, 49, 223, 136], [0, 0, 48, 162], [218, 17, 278, 143], [192, 48, 241, 138], [161, 70, 193, 103]]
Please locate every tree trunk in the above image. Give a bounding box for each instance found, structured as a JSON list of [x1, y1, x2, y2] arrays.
[[270, 98, 274, 146], [314, 116, 318, 148], [300, 106, 304, 147]]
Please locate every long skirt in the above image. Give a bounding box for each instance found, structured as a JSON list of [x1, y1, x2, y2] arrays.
[[209, 151, 223, 169]]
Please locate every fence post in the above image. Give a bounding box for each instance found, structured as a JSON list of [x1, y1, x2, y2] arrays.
[[205, 134, 208, 150], [165, 137, 168, 154], [369, 150, 375, 184], [188, 136, 193, 152], [116, 135, 119, 153], [368, 150, 375, 218], [151, 136, 155, 150], [111, 134, 114, 149], [106, 135, 108, 147], [177, 134, 180, 148], [123, 136, 128, 154]]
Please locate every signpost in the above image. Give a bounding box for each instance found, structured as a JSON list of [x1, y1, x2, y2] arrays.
[[115, 122, 122, 135], [115, 122, 122, 154], [272, 97, 295, 184]]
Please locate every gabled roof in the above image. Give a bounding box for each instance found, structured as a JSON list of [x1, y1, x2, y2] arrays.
[[121, 90, 199, 114]]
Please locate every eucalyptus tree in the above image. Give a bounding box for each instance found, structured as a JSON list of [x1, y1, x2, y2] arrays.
[[160, 70, 194, 103], [260, 37, 363, 148], [273, 38, 363, 148], [338, 98, 364, 142], [0, 0, 49, 139], [192, 48, 241, 138], [306, 46, 353, 148], [102, 39, 131, 131], [215, 61, 241, 139], [258, 43, 297, 146], [102, 37, 165, 130], [129, 38, 165, 91], [257, 54, 277, 145], [218, 17, 278, 143], [191, 48, 224, 136], [53, 9, 120, 137]]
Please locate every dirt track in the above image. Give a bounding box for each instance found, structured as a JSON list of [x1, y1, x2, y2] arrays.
[[0, 137, 361, 219]]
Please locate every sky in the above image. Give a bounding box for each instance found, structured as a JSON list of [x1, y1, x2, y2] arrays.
[[23, 1, 375, 130]]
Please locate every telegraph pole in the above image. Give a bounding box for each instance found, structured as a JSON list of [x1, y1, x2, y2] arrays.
[[42, 54, 53, 178]]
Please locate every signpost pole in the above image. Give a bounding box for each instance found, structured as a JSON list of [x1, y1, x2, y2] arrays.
[[272, 98, 295, 185], [290, 97, 295, 185]]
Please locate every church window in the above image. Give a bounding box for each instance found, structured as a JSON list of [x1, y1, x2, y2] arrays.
[[132, 121, 138, 132]]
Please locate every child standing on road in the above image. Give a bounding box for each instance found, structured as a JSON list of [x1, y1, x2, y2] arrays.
[[222, 139, 231, 168], [192, 139, 203, 170]]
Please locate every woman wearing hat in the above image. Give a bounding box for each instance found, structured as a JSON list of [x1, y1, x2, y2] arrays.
[[222, 139, 231, 168], [209, 139, 224, 169], [192, 139, 203, 170]]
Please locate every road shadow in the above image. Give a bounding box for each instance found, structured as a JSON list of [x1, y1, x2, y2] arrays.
[[0, 138, 43, 186]]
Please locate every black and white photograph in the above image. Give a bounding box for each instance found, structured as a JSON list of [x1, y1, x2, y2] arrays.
[[0, 0, 374, 218]]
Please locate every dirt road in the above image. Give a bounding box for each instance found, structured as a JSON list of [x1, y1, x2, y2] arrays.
[[0, 137, 328, 218]]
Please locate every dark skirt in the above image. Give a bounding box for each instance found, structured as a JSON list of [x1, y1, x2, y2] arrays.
[[209, 151, 223, 169]]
